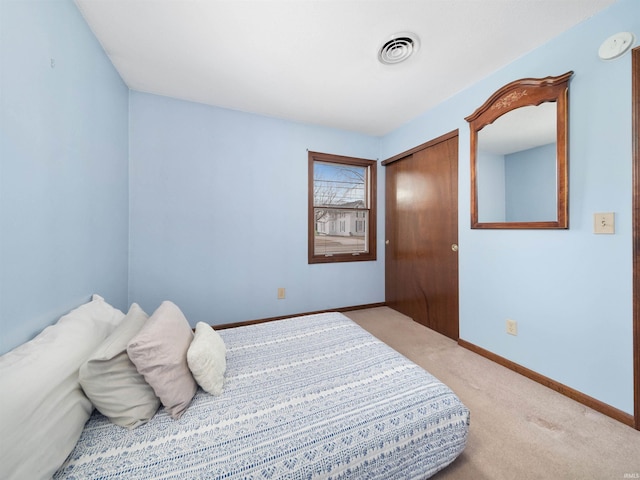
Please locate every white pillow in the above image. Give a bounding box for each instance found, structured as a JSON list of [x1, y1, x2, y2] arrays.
[[127, 301, 197, 419], [187, 322, 227, 396], [0, 295, 124, 480], [79, 303, 160, 428]]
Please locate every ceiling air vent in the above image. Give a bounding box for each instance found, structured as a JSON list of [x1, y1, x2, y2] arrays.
[[378, 33, 420, 65]]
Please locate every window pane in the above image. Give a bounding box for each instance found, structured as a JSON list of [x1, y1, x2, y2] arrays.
[[314, 208, 368, 256], [308, 151, 376, 264], [314, 162, 367, 208]]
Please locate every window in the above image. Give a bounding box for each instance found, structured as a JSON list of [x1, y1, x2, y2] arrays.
[[308, 151, 377, 264]]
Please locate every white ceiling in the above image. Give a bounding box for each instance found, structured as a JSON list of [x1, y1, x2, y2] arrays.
[[74, 0, 617, 136], [479, 103, 557, 155]]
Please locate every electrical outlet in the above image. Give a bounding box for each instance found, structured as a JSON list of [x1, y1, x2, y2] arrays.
[[277, 287, 286, 299], [506, 319, 518, 336]]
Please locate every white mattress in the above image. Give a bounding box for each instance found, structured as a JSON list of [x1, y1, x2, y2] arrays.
[[55, 312, 469, 479]]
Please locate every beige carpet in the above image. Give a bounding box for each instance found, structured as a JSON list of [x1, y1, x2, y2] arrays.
[[343, 307, 640, 480]]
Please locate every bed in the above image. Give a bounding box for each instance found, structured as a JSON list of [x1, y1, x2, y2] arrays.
[[0, 296, 469, 479]]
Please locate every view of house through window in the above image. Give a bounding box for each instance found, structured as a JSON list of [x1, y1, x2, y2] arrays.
[[308, 151, 377, 263]]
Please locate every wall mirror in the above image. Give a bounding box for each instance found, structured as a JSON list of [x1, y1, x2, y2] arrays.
[[465, 71, 573, 229]]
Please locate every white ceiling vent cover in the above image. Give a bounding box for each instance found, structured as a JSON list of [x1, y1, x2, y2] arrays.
[[378, 33, 420, 65]]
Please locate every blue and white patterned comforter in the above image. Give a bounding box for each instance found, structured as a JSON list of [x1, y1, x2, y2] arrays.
[[55, 312, 469, 479]]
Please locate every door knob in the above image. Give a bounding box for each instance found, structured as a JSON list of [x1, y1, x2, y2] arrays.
[[385, 240, 390, 245], [451, 243, 458, 252]]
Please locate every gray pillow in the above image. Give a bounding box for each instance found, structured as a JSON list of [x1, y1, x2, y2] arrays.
[[79, 303, 160, 428], [127, 301, 197, 419]]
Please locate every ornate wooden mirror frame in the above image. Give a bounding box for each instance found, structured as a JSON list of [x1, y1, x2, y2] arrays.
[[466, 71, 573, 229]]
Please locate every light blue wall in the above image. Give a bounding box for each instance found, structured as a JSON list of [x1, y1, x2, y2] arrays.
[[381, 0, 637, 414], [477, 150, 506, 222], [128, 92, 383, 325], [505, 143, 556, 221], [0, 0, 130, 354]]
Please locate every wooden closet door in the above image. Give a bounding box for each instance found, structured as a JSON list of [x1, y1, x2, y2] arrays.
[[385, 132, 459, 340]]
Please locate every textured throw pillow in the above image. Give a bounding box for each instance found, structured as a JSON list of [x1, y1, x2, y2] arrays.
[[79, 303, 160, 428], [0, 295, 124, 480], [187, 322, 227, 396], [127, 301, 197, 419]]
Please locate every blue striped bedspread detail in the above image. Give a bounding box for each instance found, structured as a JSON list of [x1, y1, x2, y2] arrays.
[[54, 312, 469, 479]]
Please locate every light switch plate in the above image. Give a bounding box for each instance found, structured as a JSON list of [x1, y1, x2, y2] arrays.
[[594, 212, 615, 234]]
